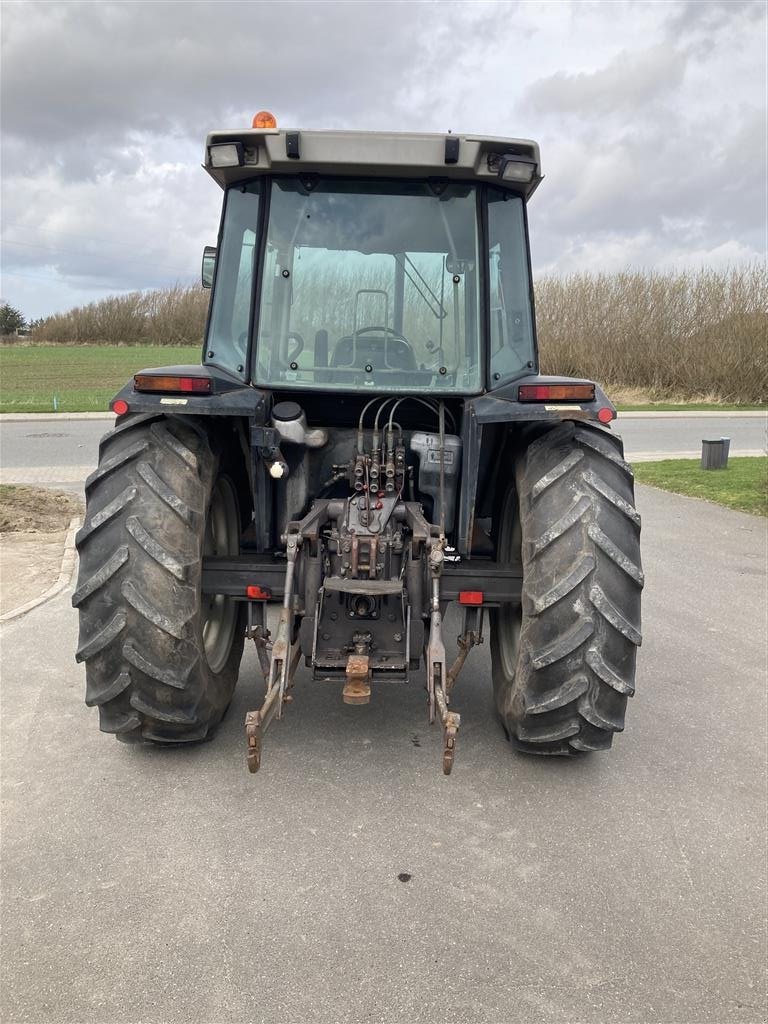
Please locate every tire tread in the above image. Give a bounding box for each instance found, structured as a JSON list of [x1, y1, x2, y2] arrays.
[[491, 421, 643, 754], [73, 414, 244, 744]]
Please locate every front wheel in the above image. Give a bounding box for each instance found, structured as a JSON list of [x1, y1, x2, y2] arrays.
[[490, 421, 644, 754], [74, 414, 246, 744]]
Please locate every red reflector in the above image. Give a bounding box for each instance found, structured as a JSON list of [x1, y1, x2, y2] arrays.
[[518, 383, 595, 402], [112, 399, 129, 416], [246, 585, 271, 600], [597, 407, 614, 423], [459, 591, 483, 606], [134, 374, 212, 394]]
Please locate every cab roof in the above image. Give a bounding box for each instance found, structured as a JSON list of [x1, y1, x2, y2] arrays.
[[203, 128, 542, 200]]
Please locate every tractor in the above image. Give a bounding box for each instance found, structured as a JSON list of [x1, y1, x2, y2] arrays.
[[74, 113, 643, 774]]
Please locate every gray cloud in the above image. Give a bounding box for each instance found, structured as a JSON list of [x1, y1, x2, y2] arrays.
[[1, 0, 445, 152], [521, 43, 688, 117], [1, 0, 764, 319], [518, 0, 765, 275], [665, 0, 764, 41]]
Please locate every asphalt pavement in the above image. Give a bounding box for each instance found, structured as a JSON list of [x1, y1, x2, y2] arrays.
[[0, 412, 766, 494], [1, 485, 766, 1024], [616, 411, 767, 460]]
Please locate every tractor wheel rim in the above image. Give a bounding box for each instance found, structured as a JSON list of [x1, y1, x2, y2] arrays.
[[202, 477, 239, 674], [498, 488, 523, 681], [498, 601, 522, 680]]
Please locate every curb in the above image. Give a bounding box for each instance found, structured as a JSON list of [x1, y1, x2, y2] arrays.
[[0, 467, 92, 486], [0, 516, 81, 624], [630, 448, 765, 462]]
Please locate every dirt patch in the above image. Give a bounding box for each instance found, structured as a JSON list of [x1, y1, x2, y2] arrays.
[[0, 485, 83, 534], [0, 486, 83, 617]]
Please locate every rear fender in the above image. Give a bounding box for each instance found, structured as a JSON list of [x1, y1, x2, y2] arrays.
[[457, 375, 617, 557], [109, 364, 269, 421], [109, 364, 270, 548]]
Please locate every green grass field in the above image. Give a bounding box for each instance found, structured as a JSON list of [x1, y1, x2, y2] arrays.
[[633, 457, 768, 516], [0, 345, 201, 413], [0, 344, 765, 415]]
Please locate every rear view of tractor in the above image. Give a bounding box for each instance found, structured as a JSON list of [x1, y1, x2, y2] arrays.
[[74, 113, 643, 773]]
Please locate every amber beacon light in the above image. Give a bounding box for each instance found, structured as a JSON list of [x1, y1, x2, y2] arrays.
[[252, 110, 278, 129]]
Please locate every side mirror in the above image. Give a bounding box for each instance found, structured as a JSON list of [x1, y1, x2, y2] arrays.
[[201, 246, 217, 289]]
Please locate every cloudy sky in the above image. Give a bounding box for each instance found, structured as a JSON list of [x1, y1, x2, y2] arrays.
[[1, 0, 765, 319]]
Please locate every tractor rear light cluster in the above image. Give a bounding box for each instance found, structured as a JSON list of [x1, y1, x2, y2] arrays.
[[134, 374, 212, 394], [518, 383, 595, 402]]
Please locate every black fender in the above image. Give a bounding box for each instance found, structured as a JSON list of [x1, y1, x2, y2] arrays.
[[457, 375, 618, 557]]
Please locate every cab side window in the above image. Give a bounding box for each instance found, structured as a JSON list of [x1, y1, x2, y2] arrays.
[[487, 189, 536, 386], [205, 184, 262, 379]]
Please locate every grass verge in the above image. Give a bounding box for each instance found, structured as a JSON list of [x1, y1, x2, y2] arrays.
[[633, 457, 768, 516], [0, 344, 201, 413]]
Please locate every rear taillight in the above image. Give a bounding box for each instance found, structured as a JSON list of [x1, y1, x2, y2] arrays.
[[518, 383, 595, 402], [458, 591, 484, 606], [134, 374, 212, 394]]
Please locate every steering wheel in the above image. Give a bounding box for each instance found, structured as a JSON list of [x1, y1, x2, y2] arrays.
[[351, 326, 416, 370], [356, 326, 407, 340]]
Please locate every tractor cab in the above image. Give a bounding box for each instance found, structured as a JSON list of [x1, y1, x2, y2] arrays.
[[201, 120, 541, 396]]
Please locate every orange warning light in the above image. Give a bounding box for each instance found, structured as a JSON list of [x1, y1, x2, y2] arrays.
[[252, 110, 277, 129]]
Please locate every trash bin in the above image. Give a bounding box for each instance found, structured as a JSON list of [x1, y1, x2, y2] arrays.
[[701, 437, 730, 470]]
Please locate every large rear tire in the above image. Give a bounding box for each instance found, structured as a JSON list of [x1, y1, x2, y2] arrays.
[[73, 413, 246, 744], [490, 421, 643, 754]]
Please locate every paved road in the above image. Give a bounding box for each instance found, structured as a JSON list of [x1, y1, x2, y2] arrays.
[[1, 486, 766, 1024], [616, 412, 767, 461], [0, 413, 765, 493]]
